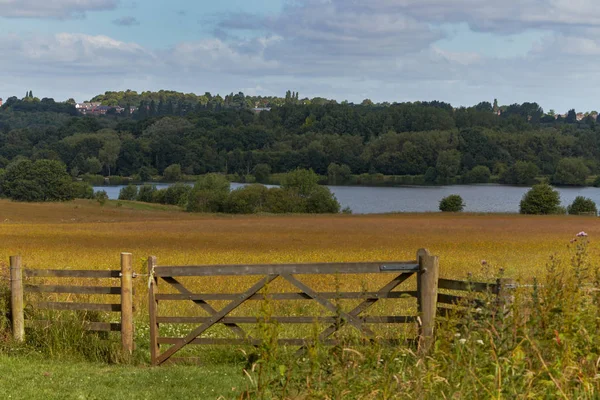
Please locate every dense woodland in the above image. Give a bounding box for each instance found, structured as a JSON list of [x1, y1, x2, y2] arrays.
[[1, 90, 600, 186]]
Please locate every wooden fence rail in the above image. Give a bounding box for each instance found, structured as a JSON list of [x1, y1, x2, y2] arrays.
[[9, 253, 135, 356]]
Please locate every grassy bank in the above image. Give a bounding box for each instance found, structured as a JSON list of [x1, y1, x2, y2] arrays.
[[0, 355, 244, 399]]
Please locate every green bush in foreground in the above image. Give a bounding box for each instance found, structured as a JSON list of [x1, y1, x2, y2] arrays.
[[439, 194, 465, 212], [2, 159, 75, 202], [519, 183, 562, 214], [186, 174, 230, 212], [72, 181, 94, 199], [567, 196, 597, 215], [118, 184, 138, 201], [136, 185, 156, 203], [94, 190, 108, 205]]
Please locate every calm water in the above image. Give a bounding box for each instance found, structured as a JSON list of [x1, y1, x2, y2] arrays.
[[93, 183, 600, 214]]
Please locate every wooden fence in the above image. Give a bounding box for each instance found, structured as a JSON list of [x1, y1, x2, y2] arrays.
[[6, 250, 512, 365], [9, 253, 135, 356]]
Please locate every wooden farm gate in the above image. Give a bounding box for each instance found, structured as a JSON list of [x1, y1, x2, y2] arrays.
[[9, 253, 135, 355], [147, 249, 441, 366]]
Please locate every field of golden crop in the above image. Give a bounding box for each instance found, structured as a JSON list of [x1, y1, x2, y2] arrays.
[[1, 198, 598, 275], [1, 198, 599, 342]]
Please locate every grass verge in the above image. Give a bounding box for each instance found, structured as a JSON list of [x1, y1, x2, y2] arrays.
[[0, 354, 244, 400]]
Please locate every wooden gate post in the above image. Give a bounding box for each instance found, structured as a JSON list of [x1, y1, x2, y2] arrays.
[[10, 255, 24, 342], [120, 252, 134, 356], [417, 249, 439, 353], [147, 256, 159, 366]]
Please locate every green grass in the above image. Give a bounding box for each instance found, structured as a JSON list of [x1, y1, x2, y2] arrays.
[[103, 199, 184, 212], [0, 355, 244, 400]]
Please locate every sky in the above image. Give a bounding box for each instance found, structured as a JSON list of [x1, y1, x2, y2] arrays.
[[1, 0, 599, 112]]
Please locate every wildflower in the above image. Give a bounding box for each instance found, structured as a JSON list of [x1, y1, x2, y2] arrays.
[[459, 338, 467, 344], [475, 308, 483, 313], [454, 333, 461, 338], [577, 231, 588, 237], [476, 340, 484, 345]]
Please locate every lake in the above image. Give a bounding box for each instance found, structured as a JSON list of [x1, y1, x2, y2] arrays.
[[93, 183, 600, 214]]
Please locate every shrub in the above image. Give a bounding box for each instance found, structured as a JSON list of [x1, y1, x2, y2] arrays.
[[136, 185, 156, 203], [519, 183, 561, 214], [162, 164, 183, 182], [281, 169, 341, 213], [151, 189, 166, 204], [567, 196, 597, 216], [439, 194, 465, 212], [118, 185, 138, 201], [225, 184, 269, 214], [72, 181, 94, 199], [3, 159, 75, 202], [305, 186, 341, 213], [282, 169, 320, 196], [162, 183, 192, 207], [94, 190, 108, 205], [186, 174, 230, 212], [263, 188, 302, 213]]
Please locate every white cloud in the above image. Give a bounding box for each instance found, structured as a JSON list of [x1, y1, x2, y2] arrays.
[[345, 0, 600, 33], [4, 0, 600, 111], [0, 33, 153, 74], [0, 0, 117, 19]]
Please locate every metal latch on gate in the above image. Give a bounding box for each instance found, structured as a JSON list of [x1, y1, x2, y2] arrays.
[[379, 263, 419, 272]]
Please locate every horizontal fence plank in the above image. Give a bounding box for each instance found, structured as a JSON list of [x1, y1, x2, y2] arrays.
[[25, 285, 121, 295], [155, 291, 418, 301], [157, 338, 408, 346], [437, 294, 485, 308], [156, 316, 417, 324], [24, 269, 121, 278], [25, 320, 121, 332], [438, 278, 497, 293], [158, 338, 338, 346], [34, 302, 122, 312], [155, 262, 419, 277]]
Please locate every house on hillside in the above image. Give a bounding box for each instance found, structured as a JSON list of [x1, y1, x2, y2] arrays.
[[252, 107, 271, 113]]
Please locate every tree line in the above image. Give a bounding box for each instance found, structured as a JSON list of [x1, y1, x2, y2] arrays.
[[1, 91, 600, 187]]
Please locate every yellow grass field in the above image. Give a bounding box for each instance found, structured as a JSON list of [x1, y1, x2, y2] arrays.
[[1, 198, 599, 330], [0, 198, 597, 278]]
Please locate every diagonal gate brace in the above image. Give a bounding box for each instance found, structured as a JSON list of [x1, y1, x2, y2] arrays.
[[157, 274, 279, 365], [317, 272, 416, 342], [282, 274, 376, 338], [162, 276, 250, 340]]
